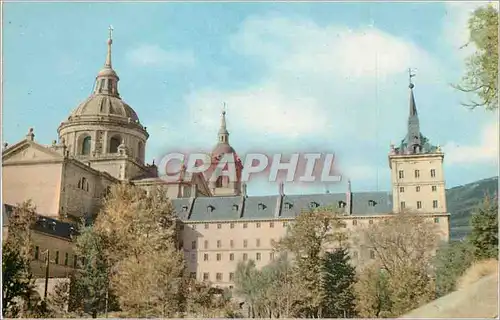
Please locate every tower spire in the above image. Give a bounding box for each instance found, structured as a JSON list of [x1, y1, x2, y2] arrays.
[[218, 102, 229, 144], [105, 25, 114, 68], [406, 68, 421, 153], [93, 26, 120, 96]]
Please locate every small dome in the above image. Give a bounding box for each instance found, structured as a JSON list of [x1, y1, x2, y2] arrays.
[[69, 94, 140, 122], [97, 68, 118, 78]]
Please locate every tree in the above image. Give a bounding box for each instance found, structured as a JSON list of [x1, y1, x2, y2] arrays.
[[274, 208, 346, 317], [468, 195, 498, 260], [354, 264, 392, 318], [93, 184, 187, 317], [320, 248, 357, 318], [71, 223, 114, 318], [186, 281, 234, 317], [354, 213, 440, 317], [454, 4, 498, 110], [2, 243, 36, 317], [233, 260, 264, 318], [432, 240, 475, 297]]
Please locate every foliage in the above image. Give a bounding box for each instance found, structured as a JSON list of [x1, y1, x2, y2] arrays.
[[2, 243, 37, 317], [432, 240, 475, 297], [354, 213, 439, 317], [454, 4, 498, 110], [93, 184, 187, 317], [71, 223, 115, 318], [468, 195, 499, 260], [186, 281, 233, 317], [320, 248, 357, 318], [354, 264, 392, 318]]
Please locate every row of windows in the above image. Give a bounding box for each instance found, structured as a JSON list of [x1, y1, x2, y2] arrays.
[[197, 252, 272, 262], [398, 169, 437, 179], [77, 177, 90, 191], [399, 185, 438, 193], [200, 200, 354, 214], [34, 247, 82, 268], [80, 135, 144, 158], [187, 218, 373, 232], [400, 200, 439, 209]]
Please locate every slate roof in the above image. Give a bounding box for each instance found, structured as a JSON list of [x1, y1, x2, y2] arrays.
[[172, 192, 393, 221], [3, 204, 77, 240]]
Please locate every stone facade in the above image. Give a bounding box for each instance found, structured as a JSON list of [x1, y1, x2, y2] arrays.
[[1, 31, 450, 287]]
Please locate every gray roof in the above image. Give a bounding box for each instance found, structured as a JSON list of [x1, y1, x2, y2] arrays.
[[173, 192, 393, 221], [3, 204, 77, 240]]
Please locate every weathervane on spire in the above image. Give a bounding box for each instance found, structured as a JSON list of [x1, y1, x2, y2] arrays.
[[222, 102, 227, 115], [408, 68, 416, 89], [108, 25, 114, 40]]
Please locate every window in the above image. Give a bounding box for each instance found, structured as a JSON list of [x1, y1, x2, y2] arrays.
[[431, 169, 436, 178], [352, 220, 357, 226], [243, 223, 248, 229], [283, 202, 292, 210], [230, 223, 235, 229], [180, 224, 185, 230], [399, 186, 404, 193], [204, 223, 209, 229], [309, 201, 319, 209], [190, 253, 196, 263], [398, 170, 404, 179], [353, 251, 358, 258], [204, 240, 209, 249], [204, 254, 209, 261], [270, 222, 274, 228], [270, 252, 275, 260], [190, 272, 196, 279], [109, 136, 121, 153], [256, 239, 260, 247], [217, 253, 222, 261], [243, 240, 248, 248], [81, 136, 91, 155], [243, 253, 248, 261], [229, 273, 235, 281], [256, 222, 261, 228], [191, 241, 197, 250], [369, 219, 373, 225], [230, 240, 234, 248], [433, 200, 438, 208], [415, 170, 420, 178], [229, 285, 234, 289], [179, 240, 184, 250], [230, 253, 234, 261], [203, 273, 209, 281], [258, 203, 266, 210], [368, 200, 377, 207], [192, 224, 197, 230], [432, 186, 437, 192], [338, 200, 346, 208], [73, 255, 78, 268], [283, 221, 288, 227], [55, 251, 59, 264], [417, 201, 422, 209], [217, 223, 222, 229], [370, 250, 375, 259], [269, 239, 274, 246], [434, 217, 439, 223], [256, 253, 261, 261], [34, 246, 39, 260], [138, 141, 144, 160], [64, 253, 69, 266], [416, 186, 420, 192], [232, 204, 239, 211], [217, 240, 222, 248], [400, 201, 406, 209], [216, 273, 223, 281]]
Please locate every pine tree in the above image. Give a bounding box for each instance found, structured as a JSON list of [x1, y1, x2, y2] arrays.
[[468, 195, 498, 260], [320, 248, 357, 318]]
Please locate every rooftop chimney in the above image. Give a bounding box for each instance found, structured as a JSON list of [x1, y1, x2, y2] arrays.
[[242, 183, 248, 198]]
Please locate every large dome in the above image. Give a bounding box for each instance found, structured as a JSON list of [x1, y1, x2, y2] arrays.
[[69, 94, 140, 123], [212, 142, 236, 156]]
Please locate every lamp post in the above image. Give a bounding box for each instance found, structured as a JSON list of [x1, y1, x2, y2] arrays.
[[41, 250, 50, 301]]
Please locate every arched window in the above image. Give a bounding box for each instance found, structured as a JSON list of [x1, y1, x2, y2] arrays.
[[109, 136, 121, 153], [81, 177, 87, 191], [81, 136, 91, 155]]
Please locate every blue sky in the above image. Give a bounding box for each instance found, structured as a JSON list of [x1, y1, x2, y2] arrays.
[[2, 1, 498, 196]]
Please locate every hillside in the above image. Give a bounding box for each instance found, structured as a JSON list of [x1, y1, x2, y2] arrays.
[[447, 176, 498, 240]]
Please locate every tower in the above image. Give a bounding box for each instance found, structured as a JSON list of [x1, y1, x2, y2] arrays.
[[206, 108, 242, 196], [57, 27, 150, 180], [388, 71, 447, 214]]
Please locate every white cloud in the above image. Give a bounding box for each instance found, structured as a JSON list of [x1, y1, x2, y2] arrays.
[[185, 15, 440, 142], [126, 44, 196, 68], [444, 121, 499, 165]]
